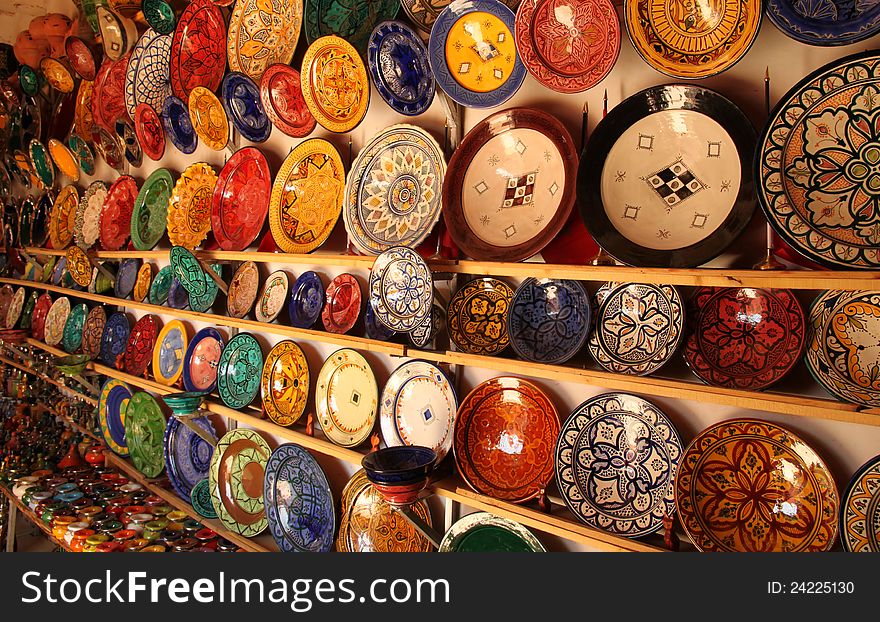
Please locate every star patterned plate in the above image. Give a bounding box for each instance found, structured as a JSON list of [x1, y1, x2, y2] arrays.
[[367, 20, 434, 116], [167, 162, 217, 249], [369, 246, 433, 333], [260, 64, 317, 138], [447, 277, 514, 356], [221, 72, 272, 143], [162, 95, 198, 154], [301, 35, 370, 133], [217, 332, 263, 409], [509, 278, 591, 365], [228, 0, 303, 82], [261, 339, 310, 426], [212, 147, 271, 251], [209, 428, 271, 536], [170, 0, 227, 101], [315, 348, 377, 447]]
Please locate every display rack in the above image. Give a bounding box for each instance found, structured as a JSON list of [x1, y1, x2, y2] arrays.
[[1, 484, 71, 552], [0, 353, 98, 406]]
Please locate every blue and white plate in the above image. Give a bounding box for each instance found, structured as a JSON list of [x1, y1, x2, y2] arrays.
[[508, 278, 590, 364], [162, 95, 197, 154], [183, 327, 225, 393], [288, 271, 324, 329], [428, 0, 526, 108], [555, 392, 682, 538], [767, 0, 880, 46], [364, 298, 397, 341], [221, 72, 272, 143], [163, 414, 217, 501], [125, 28, 160, 120], [167, 278, 189, 309], [369, 246, 433, 333], [367, 21, 434, 116], [134, 32, 172, 113], [264, 443, 335, 552], [100, 312, 130, 367], [114, 258, 141, 299]]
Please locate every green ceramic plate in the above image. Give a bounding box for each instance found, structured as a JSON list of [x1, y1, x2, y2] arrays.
[[28, 139, 54, 188], [304, 0, 399, 53], [209, 428, 270, 536], [188, 264, 223, 314], [68, 135, 95, 176], [438, 512, 545, 552], [19, 65, 40, 97], [62, 303, 88, 353], [190, 478, 217, 519], [217, 332, 263, 409], [124, 391, 167, 478], [170, 245, 208, 297], [131, 168, 173, 250], [149, 265, 174, 305], [143, 0, 176, 34], [19, 291, 38, 329]]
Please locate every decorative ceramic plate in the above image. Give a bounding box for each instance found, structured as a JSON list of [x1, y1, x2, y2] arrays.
[[132, 168, 173, 251], [217, 332, 263, 409], [166, 280, 189, 309], [369, 246, 433, 333], [454, 377, 559, 502], [188, 86, 229, 150], [65, 246, 93, 288], [28, 140, 54, 188], [30, 194, 51, 248], [304, 0, 399, 53], [100, 176, 138, 251], [221, 72, 272, 143], [264, 443, 335, 552], [315, 349, 377, 447], [428, 0, 526, 108], [212, 147, 271, 251], [685, 287, 805, 390], [675, 418, 839, 552], [256, 270, 290, 323], [5, 287, 25, 329], [124, 314, 160, 377], [66, 36, 98, 81], [162, 95, 198, 154], [164, 414, 216, 500], [443, 108, 577, 261], [170, 0, 227, 101], [344, 125, 445, 255], [170, 245, 209, 298], [73, 81, 97, 144], [48, 139, 79, 181], [508, 278, 590, 364], [44, 296, 71, 347], [579, 84, 756, 267], [260, 64, 317, 138], [118, 119, 143, 169], [30, 293, 52, 342], [183, 327, 225, 392], [81, 305, 106, 359], [411, 303, 445, 350], [98, 6, 138, 62], [336, 470, 432, 552], [93, 54, 130, 133], [62, 303, 88, 353], [227, 261, 260, 318], [99, 378, 131, 456], [92, 126, 125, 172], [379, 359, 456, 461], [167, 162, 217, 249], [269, 138, 344, 254], [68, 135, 95, 176], [134, 33, 172, 115], [115, 258, 141, 299], [589, 282, 684, 375], [439, 512, 545, 551], [20, 292, 38, 331], [766, 0, 880, 45], [191, 478, 217, 518], [149, 265, 174, 305], [209, 428, 271, 536], [757, 51, 880, 269], [321, 273, 361, 334], [133, 262, 153, 302], [840, 454, 880, 551], [288, 271, 324, 328], [555, 393, 682, 537], [75, 181, 108, 249], [125, 391, 167, 478], [153, 320, 189, 386], [301, 35, 370, 133], [447, 277, 514, 355], [125, 29, 161, 120], [625, 0, 761, 79], [134, 103, 166, 161], [367, 21, 434, 116], [0, 288, 13, 328], [40, 57, 76, 94], [144, 0, 176, 34], [261, 340, 310, 426], [188, 264, 223, 314], [228, 0, 302, 82], [806, 290, 880, 406]]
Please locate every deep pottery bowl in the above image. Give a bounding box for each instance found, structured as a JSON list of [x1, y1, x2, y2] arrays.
[[361, 446, 437, 486], [162, 391, 208, 414]]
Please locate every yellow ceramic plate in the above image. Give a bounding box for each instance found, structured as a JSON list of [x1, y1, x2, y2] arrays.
[[152, 319, 189, 386], [167, 162, 217, 249], [40, 57, 76, 94], [48, 139, 80, 181], [188, 86, 229, 151], [49, 185, 79, 250], [133, 262, 153, 302], [227, 0, 303, 82], [260, 339, 310, 426], [74, 80, 96, 141], [65, 246, 93, 287], [625, 0, 762, 79], [301, 35, 370, 133], [268, 138, 344, 253]]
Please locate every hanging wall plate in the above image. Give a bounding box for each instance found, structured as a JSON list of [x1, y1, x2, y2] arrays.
[[367, 20, 434, 116], [301, 35, 370, 133], [260, 63, 317, 138], [170, 0, 227, 101], [132, 168, 174, 250], [221, 72, 272, 143], [211, 147, 271, 251], [261, 339, 310, 426], [315, 349, 378, 447], [228, 0, 302, 82]]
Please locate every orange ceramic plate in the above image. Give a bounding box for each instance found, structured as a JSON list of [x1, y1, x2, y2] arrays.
[[49, 185, 79, 250], [167, 162, 217, 249], [301, 35, 369, 133], [188, 86, 229, 150]]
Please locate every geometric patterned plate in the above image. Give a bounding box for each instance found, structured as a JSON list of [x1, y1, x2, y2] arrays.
[[164, 414, 216, 501], [152, 319, 188, 386], [259, 63, 317, 138], [98, 377, 132, 456], [447, 277, 514, 356], [217, 332, 263, 409], [191, 478, 218, 519], [124, 390, 167, 478], [840, 453, 880, 552], [149, 265, 174, 305], [75, 181, 108, 250], [305, 0, 398, 54], [368, 246, 433, 333], [261, 339, 310, 427], [100, 312, 131, 368], [367, 20, 434, 116], [170, 0, 227, 101], [227, 0, 302, 82], [80, 305, 106, 359], [167, 162, 217, 249], [123, 314, 160, 377], [131, 168, 174, 251], [315, 348, 377, 447], [220, 72, 272, 143], [62, 303, 89, 353], [65, 245, 93, 288], [125, 28, 161, 120], [209, 428, 271, 536], [301, 35, 370, 133], [134, 32, 172, 115]]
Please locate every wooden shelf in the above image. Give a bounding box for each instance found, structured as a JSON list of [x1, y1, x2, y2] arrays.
[[0, 353, 98, 406], [19, 246, 880, 290], [102, 451, 274, 553], [0, 485, 72, 551]]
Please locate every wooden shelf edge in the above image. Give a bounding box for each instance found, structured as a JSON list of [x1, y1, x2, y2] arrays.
[[0, 353, 98, 406]]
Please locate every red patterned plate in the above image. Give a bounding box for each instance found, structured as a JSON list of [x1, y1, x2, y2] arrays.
[[170, 0, 227, 101], [514, 0, 620, 93], [211, 147, 271, 251], [92, 52, 130, 132], [453, 377, 559, 503], [259, 64, 316, 139], [66, 36, 100, 81], [134, 103, 166, 161], [321, 273, 361, 334], [31, 293, 53, 342], [684, 288, 805, 391], [124, 314, 161, 377], [100, 176, 139, 250]]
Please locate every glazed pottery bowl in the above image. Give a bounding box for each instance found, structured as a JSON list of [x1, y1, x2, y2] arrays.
[[362, 446, 436, 486]]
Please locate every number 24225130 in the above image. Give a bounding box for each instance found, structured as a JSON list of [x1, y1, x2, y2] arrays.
[[768, 581, 855, 595]]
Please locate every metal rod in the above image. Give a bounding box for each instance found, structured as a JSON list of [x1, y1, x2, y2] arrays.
[[173, 412, 218, 447], [391, 504, 444, 549]]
